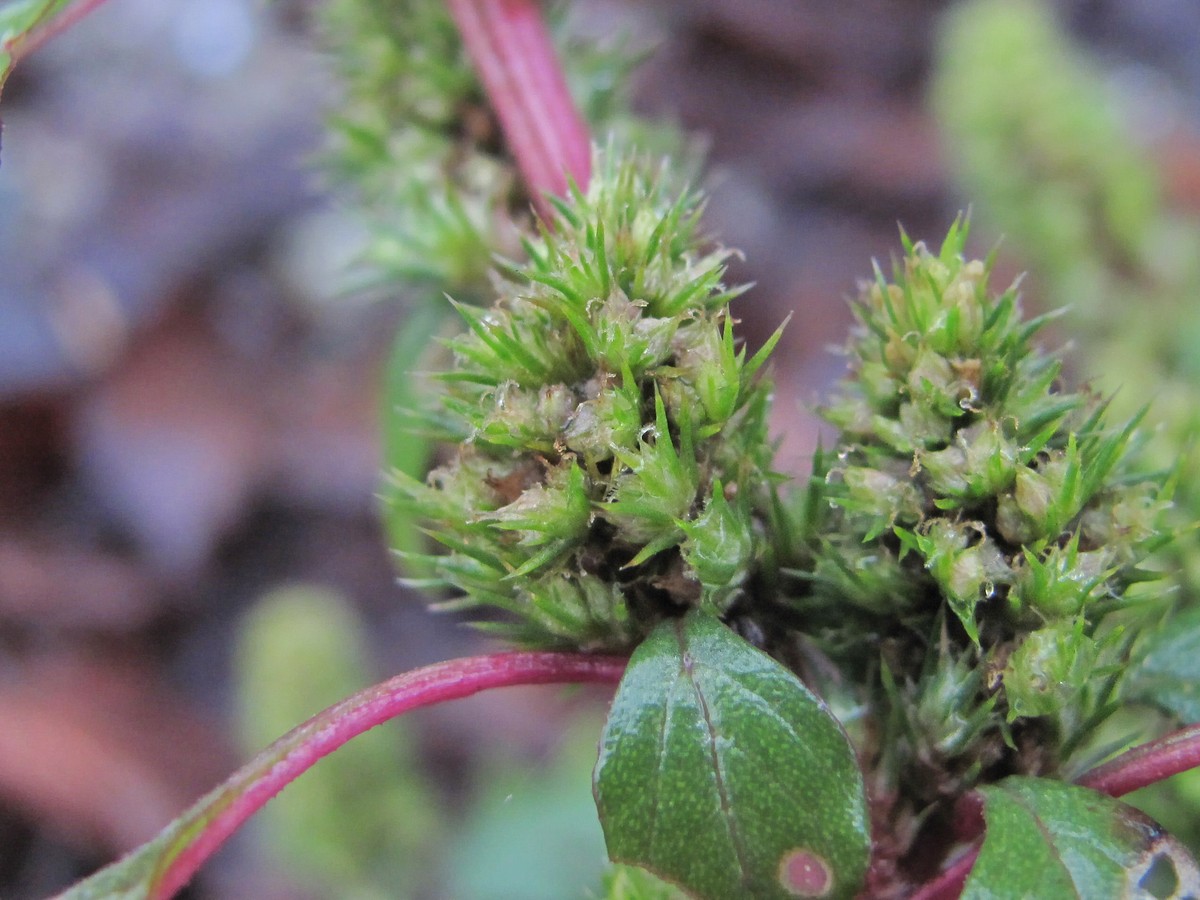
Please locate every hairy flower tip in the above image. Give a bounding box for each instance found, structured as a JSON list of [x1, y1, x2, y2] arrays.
[[794, 217, 1172, 785], [390, 154, 785, 650]]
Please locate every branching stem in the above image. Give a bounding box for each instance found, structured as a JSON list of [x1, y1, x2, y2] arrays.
[[445, 0, 591, 214], [144, 652, 625, 899]]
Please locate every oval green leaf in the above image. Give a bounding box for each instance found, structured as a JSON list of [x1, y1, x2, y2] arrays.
[[593, 610, 870, 899], [964, 776, 1200, 899]]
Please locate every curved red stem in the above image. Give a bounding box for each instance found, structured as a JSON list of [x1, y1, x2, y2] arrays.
[[145, 651, 625, 899], [445, 0, 592, 214]]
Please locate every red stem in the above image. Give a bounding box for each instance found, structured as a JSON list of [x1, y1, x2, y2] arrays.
[[1076, 722, 1200, 798], [147, 651, 626, 899], [6, 0, 112, 63], [909, 847, 980, 900], [445, 0, 592, 215]]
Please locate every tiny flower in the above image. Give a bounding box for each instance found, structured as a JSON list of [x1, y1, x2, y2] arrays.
[[920, 419, 1020, 504], [1003, 619, 1096, 720], [896, 520, 1011, 644], [839, 463, 924, 534], [479, 461, 593, 576], [562, 375, 642, 465], [1007, 534, 1114, 619], [679, 480, 754, 611]]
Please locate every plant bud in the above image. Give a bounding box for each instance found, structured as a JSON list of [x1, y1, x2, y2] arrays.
[[680, 482, 753, 610], [481, 462, 592, 554], [842, 465, 924, 528], [1003, 621, 1095, 719], [898, 520, 1011, 643], [907, 346, 961, 419], [997, 465, 1057, 544], [921, 420, 1019, 503], [910, 652, 991, 759], [563, 379, 641, 465], [673, 319, 741, 429], [594, 293, 676, 375], [475, 382, 576, 452]]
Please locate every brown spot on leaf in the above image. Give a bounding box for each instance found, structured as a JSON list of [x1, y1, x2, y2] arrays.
[[779, 848, 832, 897]]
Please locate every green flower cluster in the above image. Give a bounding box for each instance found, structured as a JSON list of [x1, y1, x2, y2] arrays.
[[320, 0, 506, 297], [390, 156, 784, 650], [794, 222, 1171, 792], [321, 0, 692, 300]]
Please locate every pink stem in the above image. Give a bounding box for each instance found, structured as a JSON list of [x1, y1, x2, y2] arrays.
[[5, 0, 112, 63], [909, 847, 980, 900], [148, 651, 626, 900], [445, 0, 592, 215], [1076, 722, 1200, 798]]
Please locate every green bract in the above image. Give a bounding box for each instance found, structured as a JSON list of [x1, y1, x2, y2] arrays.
[[390, 156, 784, 650]]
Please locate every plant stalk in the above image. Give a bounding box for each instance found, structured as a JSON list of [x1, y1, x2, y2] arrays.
[[58, 652, 626, 900], [1076, 722, 1200, 798], [445, 0, 592, 214]]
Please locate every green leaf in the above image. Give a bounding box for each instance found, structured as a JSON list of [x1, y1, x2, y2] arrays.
[[1124, 604, 1200, 724], [964, 776, 1200, 899], [593, 610, 869, 900]]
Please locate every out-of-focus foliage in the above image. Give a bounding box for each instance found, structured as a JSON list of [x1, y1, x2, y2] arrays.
[[0, 0, 75, 99], [235, 586, 442, 899], [444, 713, 611, 900], [932, 0, 1200, 538], [319, 0, 693, 300]]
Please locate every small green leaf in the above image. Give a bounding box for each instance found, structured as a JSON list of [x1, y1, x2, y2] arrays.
[[593, 610, 869, 899], [964, 776, 1200, 899]]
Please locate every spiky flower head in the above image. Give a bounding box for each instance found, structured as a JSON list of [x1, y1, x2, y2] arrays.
[[390, 155, 784, 651], [795, 220, 1171, 790]]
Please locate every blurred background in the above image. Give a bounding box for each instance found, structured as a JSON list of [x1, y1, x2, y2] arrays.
[[1, 0, 1199, 896]]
